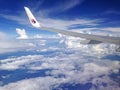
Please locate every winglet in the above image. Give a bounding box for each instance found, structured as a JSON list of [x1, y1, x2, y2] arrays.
[[24, 6, 41, 28]]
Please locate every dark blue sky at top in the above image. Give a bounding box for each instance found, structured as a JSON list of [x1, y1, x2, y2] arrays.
[[0, 0, 120, 16], [0, 0, 120, 37]]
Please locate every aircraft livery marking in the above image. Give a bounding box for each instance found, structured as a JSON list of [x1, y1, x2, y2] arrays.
[[31, 19, 36, 23]]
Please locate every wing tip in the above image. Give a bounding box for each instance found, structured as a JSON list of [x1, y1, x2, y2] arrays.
[[24, 6, 41, 28]]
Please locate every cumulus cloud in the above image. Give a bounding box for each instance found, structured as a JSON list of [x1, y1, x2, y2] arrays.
[[0, 31, 119, 89], [16, 28, 28, 39], [0, 31, 57, 54], [0, 31, 37, 54], [0, 48, 120, 90], [0, 76, 67, 90], [57, 33, 119, 54], [0, 28, 119, 55]]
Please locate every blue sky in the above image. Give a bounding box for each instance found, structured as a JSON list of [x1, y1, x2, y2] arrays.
[[0, 0, 120, 38]]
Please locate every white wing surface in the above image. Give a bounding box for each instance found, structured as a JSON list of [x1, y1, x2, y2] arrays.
[[24, 6, 120, 44]]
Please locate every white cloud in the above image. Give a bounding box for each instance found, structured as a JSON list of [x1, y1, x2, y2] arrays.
[[61, 0, 84, 11], [16, 28, 28, 39], [0, 28, 119, 55], [0, 9, 100, 30], [101, 27, 120, 33], [57, 33, 119, 55], [0, 32, 26, 54], [0, 31, 39, 54], [1, 12, 120, 37], [0, 76, 67, 90], [0, 0, 120, 36], [34, 34, 42, 39], [41, 0, 84, 14], [90, 76, 120, 90], [0, 49, 120, 90], [0, 32, 7, 40], [39, 18, 100, 30], [0, 14, 29, 26]]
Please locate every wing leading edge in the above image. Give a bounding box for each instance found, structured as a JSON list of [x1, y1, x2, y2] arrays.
[[24, 6, 120, 45]]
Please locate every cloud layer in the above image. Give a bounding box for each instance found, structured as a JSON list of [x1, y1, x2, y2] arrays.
[[0, 30, 120, 90], [0, 48, 120, 90]]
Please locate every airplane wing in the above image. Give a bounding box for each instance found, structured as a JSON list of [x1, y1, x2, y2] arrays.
[[24, 7, 120, 44]]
